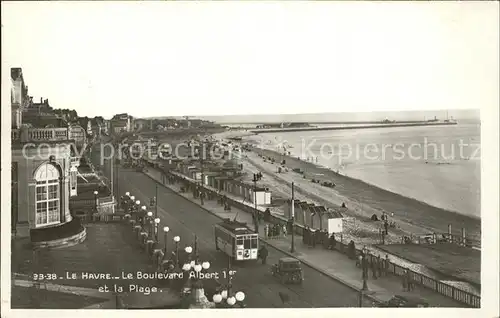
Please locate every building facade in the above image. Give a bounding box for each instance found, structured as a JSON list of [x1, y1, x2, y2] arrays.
[[110, 113, 133, 134], [11, 68, 30, 129], [10, 67, 86, 247], [12, 142, 75, 237], [68, 124, 87, 148]]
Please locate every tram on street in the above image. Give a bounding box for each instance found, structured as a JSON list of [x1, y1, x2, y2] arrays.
[[214, 219, 259, 261]]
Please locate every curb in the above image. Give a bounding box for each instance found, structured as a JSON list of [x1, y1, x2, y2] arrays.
[[142, 170, 382, 304]]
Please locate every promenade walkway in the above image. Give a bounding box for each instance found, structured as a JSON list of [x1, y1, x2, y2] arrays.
[[143, 168, 464, 307]]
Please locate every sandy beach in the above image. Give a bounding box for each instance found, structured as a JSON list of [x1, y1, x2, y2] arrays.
[[254, 146, 480, 244], [215, 131, 481, 247]]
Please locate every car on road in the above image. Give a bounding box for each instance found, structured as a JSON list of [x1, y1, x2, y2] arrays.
[[378, 295, 429, 307], [271, 257, 303, 284]]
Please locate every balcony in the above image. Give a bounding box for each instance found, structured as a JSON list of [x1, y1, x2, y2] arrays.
[[12, 127, 71, 144], [26, 127, 68, 141]]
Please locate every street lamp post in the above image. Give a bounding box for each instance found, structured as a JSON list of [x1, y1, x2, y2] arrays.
[[140, 205, 146, 226], [129, 195, 135, 216], [358, 247, 369, 308], [163, 226, 170, 255], [362, 251, 368, 291], [147, 212, 153, 237], [154, 218, 160, 242], [199, 141, 205, 206], [213, 282, 245, 308], [184, 246, 193, 265], [194, 235, 199, 261], [180, 258, 214, 308], [124, 192, 131, 213], [173, 236, 180, 266], [290, 182, 295, 253], [252, 173, 259, 234], [93, 191, 99, 214]]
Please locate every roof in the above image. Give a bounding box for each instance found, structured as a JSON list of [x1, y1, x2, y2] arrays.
[[215, 176, 234, 180], [22, 114, 67, 128], [327, 207, 346, 218], [228, 179, 266, 191], [279, 257, 300, 263], [216, 219, 254, 234], [299, 202, 311, 209], [11, 67, 23, 81], [222, 159, 239, 168]]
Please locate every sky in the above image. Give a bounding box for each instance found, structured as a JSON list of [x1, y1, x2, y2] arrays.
[[2, 2, 498, 120], [198, 109, 480, 124]]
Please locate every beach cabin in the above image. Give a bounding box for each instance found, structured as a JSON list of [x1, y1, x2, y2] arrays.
[[221, 159, 243, 176], [212, 176, 233, 192], [285, 200, 310, 226], [225, 179, 272, 205], [201, 171, 219, 186], [325, 207, 346, 234], [158, 158, 183, 171], [285, 200, 346, 231], [252, 186, 272, 206], [179, 164, 202, 181]]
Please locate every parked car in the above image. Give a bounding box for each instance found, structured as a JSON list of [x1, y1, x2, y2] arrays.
[[379, 295, 429, 307]]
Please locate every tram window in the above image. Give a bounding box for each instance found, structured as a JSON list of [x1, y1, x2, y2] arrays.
[[251, 238, 258, 248], [244, 239, 251, 249], [236, 238, 243, 246]]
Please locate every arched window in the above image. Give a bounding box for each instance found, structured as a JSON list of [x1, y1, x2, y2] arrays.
[[34, 163, 60, 227]]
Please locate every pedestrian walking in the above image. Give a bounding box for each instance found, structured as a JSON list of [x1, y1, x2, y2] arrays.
[[312, 230, 317, 248], [377, 255, 382, 277], [371, 258, 377, 279], [259, 245, 268, 265], [402, 270, 408, 290], [406, 270, 414, 291], [329, 233, 337, 250], [264, 208, 271, 222], [264, 224, 269, 239], [282, 224, 287, 237], [384, 254, 390, 276], [322, 231, 329, 249]]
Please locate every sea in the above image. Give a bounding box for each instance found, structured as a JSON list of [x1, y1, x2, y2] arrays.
[[242, 122, 481, 218]]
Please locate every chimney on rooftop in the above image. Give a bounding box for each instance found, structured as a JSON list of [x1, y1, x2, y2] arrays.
[[40, 97, 43, 103]]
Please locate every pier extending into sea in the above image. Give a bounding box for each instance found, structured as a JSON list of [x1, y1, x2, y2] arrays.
[[250, 121, 458, 134]]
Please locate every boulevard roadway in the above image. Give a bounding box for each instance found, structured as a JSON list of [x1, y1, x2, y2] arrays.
[[91, 141, 373, 308]]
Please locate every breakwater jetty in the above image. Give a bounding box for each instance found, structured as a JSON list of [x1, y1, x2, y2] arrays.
[[250, 121, 458, 134]]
